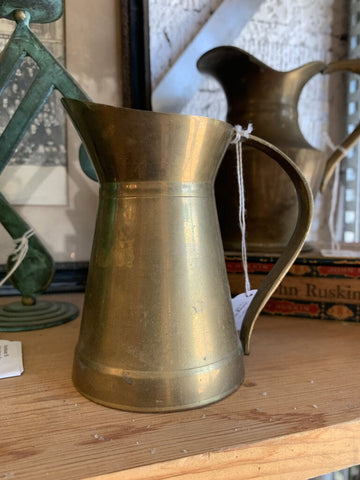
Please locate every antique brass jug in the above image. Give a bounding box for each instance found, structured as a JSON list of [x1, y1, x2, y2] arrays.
[[197, 46, 360, 252], [62, 98, 312, 412]]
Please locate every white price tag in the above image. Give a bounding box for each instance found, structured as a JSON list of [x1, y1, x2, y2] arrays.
[[321, 249, 360, 258], [0, 340, 24, 379], [231, 289, 257, 331]]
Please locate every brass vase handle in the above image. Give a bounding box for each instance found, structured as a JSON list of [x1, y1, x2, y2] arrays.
[[239, 135, 314, 354], [321, 59, 360, 191]]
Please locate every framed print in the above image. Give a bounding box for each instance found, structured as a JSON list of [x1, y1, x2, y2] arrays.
[[0, 0, 122, 275], [0, 15, 67, 206]]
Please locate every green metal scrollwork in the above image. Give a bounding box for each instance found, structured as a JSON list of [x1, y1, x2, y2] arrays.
[[0, 0, 63, 23], [0, 3, 96, 178], [0, 0, 94, 329]]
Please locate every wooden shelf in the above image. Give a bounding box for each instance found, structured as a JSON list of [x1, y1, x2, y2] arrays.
[[1, 293, 360, 480]]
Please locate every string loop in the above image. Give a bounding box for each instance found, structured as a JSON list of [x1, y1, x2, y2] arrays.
[[322, 131, 347, 252], [0, 229, 35, 287], [323, 131, 349, 157], [231, 124, 253, 296], [231, 123, 253, 144]]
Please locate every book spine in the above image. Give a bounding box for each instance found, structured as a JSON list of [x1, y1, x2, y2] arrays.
[[226, 258, 360, 322]]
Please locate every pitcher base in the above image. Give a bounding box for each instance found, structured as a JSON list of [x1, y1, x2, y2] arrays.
[[72, 352, 245, 412]]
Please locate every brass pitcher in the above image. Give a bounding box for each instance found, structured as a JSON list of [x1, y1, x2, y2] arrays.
[[62, 98, 313, 412], [197, 47, 360, 252]]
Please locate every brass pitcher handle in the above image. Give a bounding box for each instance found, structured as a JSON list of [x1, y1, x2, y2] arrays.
[[239, 134, 314, 355], [321, 59, 360, 192]]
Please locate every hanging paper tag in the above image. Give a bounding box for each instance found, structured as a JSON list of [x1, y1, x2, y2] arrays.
[[231, 289, 257, 331], [0, 340, 24, 379]]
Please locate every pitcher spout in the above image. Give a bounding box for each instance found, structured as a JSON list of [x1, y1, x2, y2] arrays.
[[197, 46, 276, 108], [197, 46, 325, 119], [61, 98, 234, 184]]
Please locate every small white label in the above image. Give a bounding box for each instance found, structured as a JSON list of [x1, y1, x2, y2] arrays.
[[0, 340, 24, 379], [231, 289, 257, 331], [320, 249, 360, 258]]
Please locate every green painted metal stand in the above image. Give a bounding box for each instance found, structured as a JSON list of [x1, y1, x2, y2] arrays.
[[0, 0, 94, 330]]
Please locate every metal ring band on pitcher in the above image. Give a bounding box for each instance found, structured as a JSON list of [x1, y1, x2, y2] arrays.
[[101, 182, 213, 198], [239, 134, 314, 355]]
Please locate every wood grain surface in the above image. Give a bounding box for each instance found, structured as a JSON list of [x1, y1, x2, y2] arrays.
[[1, 293, 359, 479]]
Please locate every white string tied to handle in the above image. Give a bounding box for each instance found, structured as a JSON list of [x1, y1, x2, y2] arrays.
[[0, 228, 35, 287], [322, 131, 348, 252], [323, 131, 349, 157], [231, 123, 253, 296]]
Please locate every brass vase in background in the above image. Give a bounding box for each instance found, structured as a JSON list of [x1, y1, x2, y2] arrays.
[[62, 98, 312, 412], [197, 46, 360, 253]]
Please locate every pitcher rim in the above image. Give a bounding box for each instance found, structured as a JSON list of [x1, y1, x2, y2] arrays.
[[62, 97, 234, 133], [197, 45, 326, 76]]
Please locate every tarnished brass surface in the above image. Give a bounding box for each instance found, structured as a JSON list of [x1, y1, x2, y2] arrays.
[[197, 47, 359, 253], [239, 135, 313, 354], [62, 99, 312, 412]]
